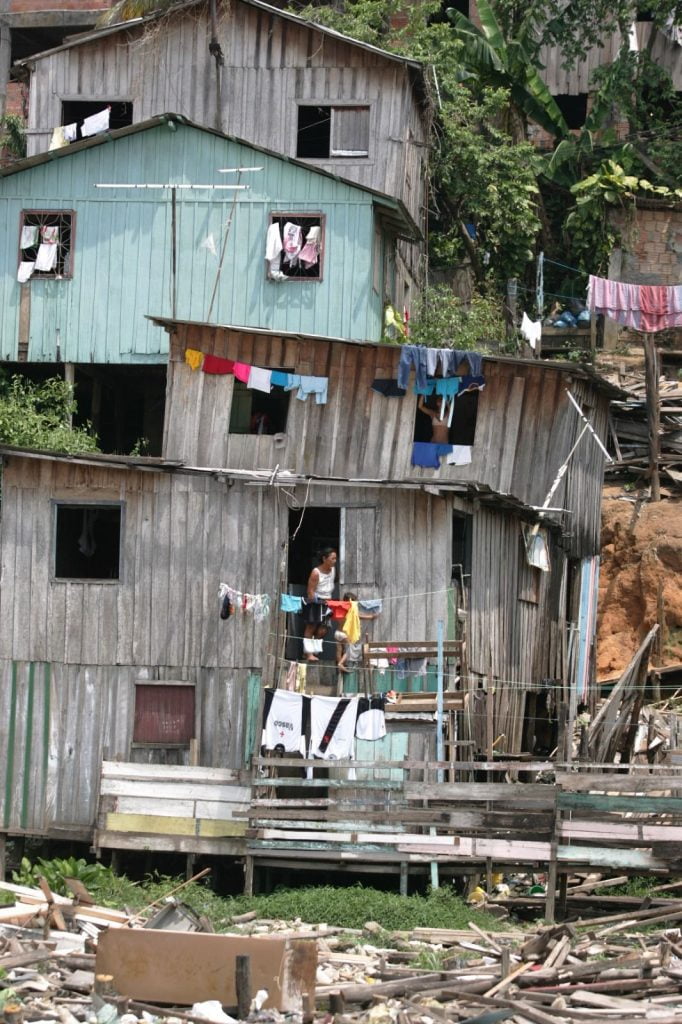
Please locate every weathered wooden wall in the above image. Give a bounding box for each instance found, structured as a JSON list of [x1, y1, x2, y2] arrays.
[[0, 453, 455, 831], [163, 324, 611, 558], [0, 120, 393, 361], [538, 23, 682, 95], [22, 0, 428, 236], [0, 658, 259, 833], [0, 455, 453, 667]]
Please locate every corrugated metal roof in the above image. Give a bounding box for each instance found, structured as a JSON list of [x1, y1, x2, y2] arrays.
[[0, 445, 568, 518], [15, 0, 424, 71], [0, 112, 420, 240]]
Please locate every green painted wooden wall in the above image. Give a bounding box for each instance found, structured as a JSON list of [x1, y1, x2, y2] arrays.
[[0, 120, 390, 363]]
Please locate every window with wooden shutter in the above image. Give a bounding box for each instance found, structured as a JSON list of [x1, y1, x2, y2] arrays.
[[296, 105, 370, 159], [133, 682, 195, 746], [330, 106, 370, 157]]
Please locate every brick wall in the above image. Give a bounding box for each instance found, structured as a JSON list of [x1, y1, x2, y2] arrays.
[[610, 207, 682, 286], [4, 80, 26, 118]]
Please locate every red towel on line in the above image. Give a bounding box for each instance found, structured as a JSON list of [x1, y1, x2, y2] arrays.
[[203, 354, 235, 374], [327, 600, 351, 620]]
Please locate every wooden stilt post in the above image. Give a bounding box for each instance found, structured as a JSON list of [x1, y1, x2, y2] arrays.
[[400, 861, 408, 896], [558, 872, 568, 920], [643, 332, 660, 501], [545, 845, 557, 923], [243, 855, 254, 896], [235, 955, 251, 1020]]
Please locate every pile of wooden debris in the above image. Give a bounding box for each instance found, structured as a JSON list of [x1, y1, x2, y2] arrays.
[[604, 369, 682, 489], [2, 875, 682, 1024]]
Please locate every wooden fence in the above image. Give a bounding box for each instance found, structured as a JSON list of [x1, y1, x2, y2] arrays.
[[247, 756, 682, 918]]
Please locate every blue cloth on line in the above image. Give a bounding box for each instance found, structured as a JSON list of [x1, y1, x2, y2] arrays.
[[411, 442, 453, 468], [455, 350, 483, 375], [397, 345, 428, 391], [296, 375, 328, 404], [358, 599, 383, 613], [280, 594, 303, 613], [284, 374, 302, 391], [413, 378, 437, 396], [434, 378, 461, 397], [271, 370, 291, 388]]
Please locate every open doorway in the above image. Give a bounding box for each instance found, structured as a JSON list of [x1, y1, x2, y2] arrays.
[[286, 507, 340, 662]]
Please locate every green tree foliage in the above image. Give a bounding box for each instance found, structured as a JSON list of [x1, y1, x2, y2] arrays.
[[293, 0, 542, 286], [407, 286, 506, 349], [446, 0, 569, 140], [0, 373, 99, 454], [431, 86, 540, 284], [0, 115, 27, 161]]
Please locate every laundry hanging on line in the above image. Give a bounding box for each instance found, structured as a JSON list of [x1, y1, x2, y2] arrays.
[[186, 348, 329, 405], [261, 690, 388, 759], [397, 346, 484, 391], [280, 594, 383, 614], [265, 222, 321, 280], [412, 442, 453, 469], [218, 583, 270, 622], [587, 275, 682, 333]]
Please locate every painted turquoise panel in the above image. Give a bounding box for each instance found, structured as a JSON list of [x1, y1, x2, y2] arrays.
[[0, 122, 387, 363]]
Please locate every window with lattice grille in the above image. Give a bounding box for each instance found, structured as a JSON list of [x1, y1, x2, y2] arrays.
[[19, 210, 74, 280]]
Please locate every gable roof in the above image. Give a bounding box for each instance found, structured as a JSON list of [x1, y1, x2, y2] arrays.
[[0, 113, 421, 240], [15, 0, 423, 71]]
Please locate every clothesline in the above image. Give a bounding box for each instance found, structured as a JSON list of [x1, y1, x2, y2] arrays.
[[587, 274, 682, 333], [262, 689, 389, 763], [49, 106, 111, 151], [186, 347, 328, 404], [267, 647, 577, 692]]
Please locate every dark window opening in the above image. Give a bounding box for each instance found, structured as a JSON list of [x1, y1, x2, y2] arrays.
[[636, 7, 654, 21], [439, 0, 469, 17], [414, 388, 479, 445], [285, 506, 340, 663], [10, 26, 93, 64], [268, 213, 324, 280], [54, 503, 122, 581], [452, 512, 472, 583], [229, 378, 290, 435], [553, 93, 588, 130], [297, 105, 331, 158], [133, 683, 195, 745], [73, 365, 166, 456], [61, 100, 133, 141], [19, 210, 74, 279], [296, 105, 370, 158]]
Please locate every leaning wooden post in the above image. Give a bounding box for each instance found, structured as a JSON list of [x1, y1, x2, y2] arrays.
[[643, 332, 660, 501]]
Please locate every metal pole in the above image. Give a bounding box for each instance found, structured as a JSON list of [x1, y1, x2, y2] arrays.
[[171, 186, 177, 320], [565, 389, 612, 461], [436, 619, 444, 779]]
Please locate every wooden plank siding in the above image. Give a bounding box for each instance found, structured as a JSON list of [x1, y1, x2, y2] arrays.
[[22, 1, 429, 240], [163, 323, 612, 558], [0, 120, 400, 362], [0, 660, 260, 832], [537, 23, 682, 98]]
